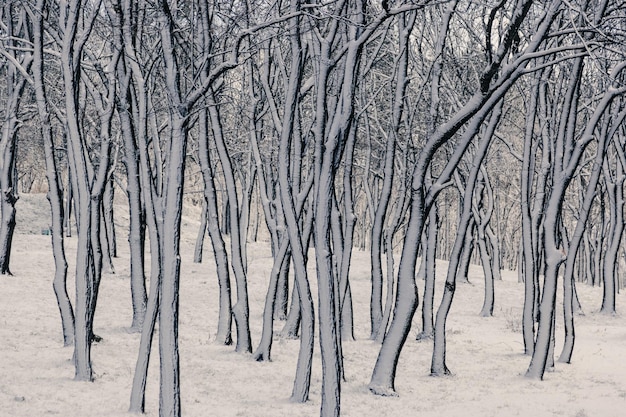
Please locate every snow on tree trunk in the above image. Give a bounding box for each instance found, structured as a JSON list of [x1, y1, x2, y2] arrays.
[[0, 2, 30, 276], [417, 205, 438, 340], [431, 101, 502, 376], [208, 93, 252, 353], [198, 108, 232, 345], [31, 0, 74, 346]]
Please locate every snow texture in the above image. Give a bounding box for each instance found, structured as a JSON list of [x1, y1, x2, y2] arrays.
[[1, 193, 625, 416]]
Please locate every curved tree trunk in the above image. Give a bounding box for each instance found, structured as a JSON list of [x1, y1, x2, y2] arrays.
[[208, 92, 252, 353], [32, 0, 74, 346], [417, 205, 438, 340], [430, 100, 502, 376], [198, 108, 233, 345], [273, 7, 315, 400], [558, 102, 624, 362], [59, 0, 104, 381], [0, 2, 30, 276], [600, 160, 625, 314], [527, 58, 625, 381], [193, 200, 208, 264], [456, 219, 475, 285]]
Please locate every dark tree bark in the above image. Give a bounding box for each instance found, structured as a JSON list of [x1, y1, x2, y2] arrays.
[[30, 0, 74, 346], [456, 219, 475, 285], [558, 100, 626, 362], [520, 73, 550, 355], [58, 0, 107, 382], [368, 10, 416, 340], [207, 91, 252, 353], [271, 3, 315, 401], [193, 200, 207, 264], [116, 63, 147, 333], [474, 169, 495, 317], [372, 0, 544, 392], [600, 154, 625, 314], [430, 100, 503, 376], [0, 3, 32, 276], [417, 204, 438, 340], [103, 176, 117, 260], [376, 150, 410, 344], [198, 108, 233, 346], [526, 60, 626, 380]]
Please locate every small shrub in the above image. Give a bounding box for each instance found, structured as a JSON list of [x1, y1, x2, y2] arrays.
[[501, 307, 522, 333]]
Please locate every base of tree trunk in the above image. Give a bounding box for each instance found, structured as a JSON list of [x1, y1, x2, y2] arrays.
[[128, 325, 142, 334], [415, 331, 433, 341], [368, 384, 398, 397], [214, 334, 233, 346], [430, 367, 453, 377]]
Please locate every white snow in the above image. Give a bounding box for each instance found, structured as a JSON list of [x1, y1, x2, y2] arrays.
[[1, 193, 625, 416]]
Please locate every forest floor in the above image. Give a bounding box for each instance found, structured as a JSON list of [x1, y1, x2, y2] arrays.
[[1, 193, 626, 417]]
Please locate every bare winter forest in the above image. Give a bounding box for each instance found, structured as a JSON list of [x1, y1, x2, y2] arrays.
[[1, 0, 626, 416]]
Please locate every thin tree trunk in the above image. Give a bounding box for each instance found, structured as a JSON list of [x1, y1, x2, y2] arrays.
[[208, 92, 252, 353], [59, 0, 102, 381], [417, 205, 438, 340], [117, 66, 147, 333], [558, 103, 625, 362], [0, 2, 30, 276], [198, 108, 233, 346], [600, 160, 624, 314], [32, 0, 74, 346], [457, 219, 475, 285], [103, 176, 117, 259], [430, 101, 502, 376], [527, 59, 625, 380], [193, 200, 208, 264]]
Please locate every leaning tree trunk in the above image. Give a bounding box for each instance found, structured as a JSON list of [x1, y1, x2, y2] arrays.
[[474, 171, 495, 317], [117, 70, 147, 333], [198, 108, 233, 345], [193, 200, 208, 264], [59, 0, 103, 381], [558, 99, 624, 362], [370, 0, 542, 392], [417, 203, 438, 340], [527, 60, 626, 380], [430, 100, 502, 376], [273, 5, 315, 401], [32, 0, 74, 345], [208, 92, 252, 353], [376, 153, 410, 344], [0, 2, 31, 276], [600, 158, 625, 314]]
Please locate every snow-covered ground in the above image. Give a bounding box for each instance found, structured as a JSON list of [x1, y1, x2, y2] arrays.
[[1, 193, 625, 416]]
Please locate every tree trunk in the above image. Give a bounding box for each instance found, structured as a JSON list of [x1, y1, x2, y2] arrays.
[[430, 100, 502, 376], [456, 219, 475, 285], [117, 68, 147, 333], [600, 160, 625, 314], [558, 101, 624, 361], [31, 0, 74, 345], [0, 2, 30, 276], [417, 205, 438, 340], [198, 108, 233, 346], [59, 0, 101, 381], [208, 92, 252, 353], [193, 200, 208, 264], [103, 177, 117, 259], [527, 58, 625, 380]]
